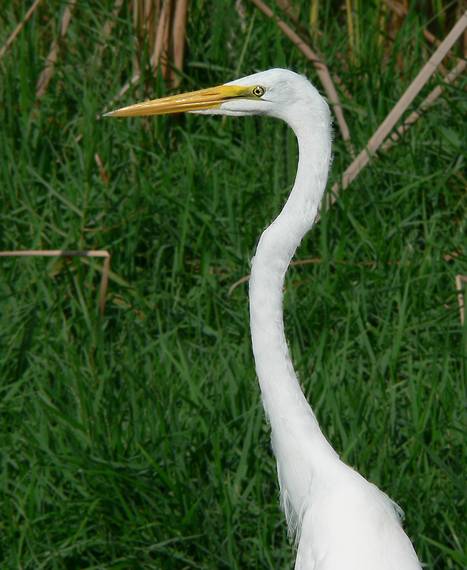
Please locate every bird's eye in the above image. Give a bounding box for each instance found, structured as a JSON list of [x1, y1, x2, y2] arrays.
[[252, 86, 265, 98]]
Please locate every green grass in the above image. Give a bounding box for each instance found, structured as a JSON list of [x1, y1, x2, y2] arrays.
[[0, 1, 465, 568]]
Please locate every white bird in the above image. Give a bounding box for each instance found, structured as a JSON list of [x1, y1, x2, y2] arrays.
[[106, 69, 422, 570]]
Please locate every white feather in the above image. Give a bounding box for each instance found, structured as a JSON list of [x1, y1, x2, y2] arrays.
[[223, 69, 422, 569]]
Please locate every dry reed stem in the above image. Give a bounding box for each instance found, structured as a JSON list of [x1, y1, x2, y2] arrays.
[[133, 0, 161, 77], [455, 275, 467, 325], [144, 0, 160, 54], [249, 0, 353, 150], [152, 3, 166, 71], [36, 0, 76, 100], [170, 0, 189, 87], [381, 58, 466, 152], [132, 0, 141, 77], [148, 1, 161, 71], [0, 0, 44, 62], [0, 250, 111, 316], [106, 0, 188, 111], [150, 0, 172, 76], [161, 0, 172, 78], [327, 11, 467, 206]]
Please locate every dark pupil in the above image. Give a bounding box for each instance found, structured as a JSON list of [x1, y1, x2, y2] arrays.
[[254, 87, 263, 97]]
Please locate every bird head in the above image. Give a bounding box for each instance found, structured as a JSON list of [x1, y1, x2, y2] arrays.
[[104, 68, 326, 125]]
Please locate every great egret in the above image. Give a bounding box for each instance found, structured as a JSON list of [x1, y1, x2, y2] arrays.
[[106, 69, 422, 569]]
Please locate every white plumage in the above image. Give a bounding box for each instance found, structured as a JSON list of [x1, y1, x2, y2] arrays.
[[107, 68, 422, 569]]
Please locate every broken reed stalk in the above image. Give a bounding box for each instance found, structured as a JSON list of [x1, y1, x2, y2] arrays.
[[0, 250, 111, 316], [327, 11, 467, 206], [0, 0, 44, 62], [36, 0, 77, 100], [249, 0, 353, 151]]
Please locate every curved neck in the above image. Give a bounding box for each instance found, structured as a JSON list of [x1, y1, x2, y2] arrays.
[[249, 111, 335, 465]]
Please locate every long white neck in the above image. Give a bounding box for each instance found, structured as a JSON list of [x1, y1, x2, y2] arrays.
[[249, 103, 338, 529]]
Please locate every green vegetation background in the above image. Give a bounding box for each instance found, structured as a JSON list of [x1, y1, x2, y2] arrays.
[[0, 1, 465, 568]]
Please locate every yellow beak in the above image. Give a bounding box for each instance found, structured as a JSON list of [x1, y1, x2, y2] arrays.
[[104, 84, 253, 117]]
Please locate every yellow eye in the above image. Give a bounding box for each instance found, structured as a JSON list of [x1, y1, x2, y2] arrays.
[[252, 85, 265, 98]]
